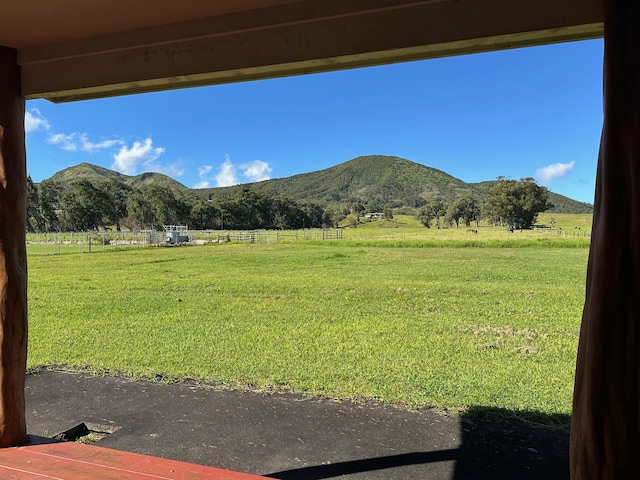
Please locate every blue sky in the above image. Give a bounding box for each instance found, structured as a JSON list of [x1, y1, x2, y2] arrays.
[[25, 38, 603, 203]]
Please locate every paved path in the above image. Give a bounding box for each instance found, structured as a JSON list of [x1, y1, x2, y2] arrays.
[[25, 370, 569, 479]]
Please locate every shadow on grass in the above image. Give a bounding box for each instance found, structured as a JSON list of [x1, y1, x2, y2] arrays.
[[265, 406, 570, 480]]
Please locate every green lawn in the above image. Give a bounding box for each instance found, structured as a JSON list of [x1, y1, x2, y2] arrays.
[[27, 239, 588, 427]]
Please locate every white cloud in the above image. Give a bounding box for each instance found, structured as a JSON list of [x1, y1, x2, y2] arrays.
[[215, 155, 238, 187], [535, 161, 576, 183], [47, 133, 77, 151], [200, 155, 273, 188], [26, 108, 121, 155], [193, 180, 210, 189], [198, 165, 213, 177], [192, 165, 214, 188], [240, 160, 272, 182], [46, 130, 178, 178], [47, 131, 123, 153], [78, 134, 123, 153], [25, 108, 50, 133], [112, 138, 165, 175], [148, 161, 184, 178]]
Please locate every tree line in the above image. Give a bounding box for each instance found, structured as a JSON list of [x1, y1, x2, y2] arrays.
[[415, 178, 551, 230], [26, 177, 326, 232], [26, 176, 550, 233]]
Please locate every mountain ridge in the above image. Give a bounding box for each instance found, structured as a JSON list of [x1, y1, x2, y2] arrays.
[[196, 156, 476, 205], [42, 156, 593, 214], [48, 162, 188, 191]]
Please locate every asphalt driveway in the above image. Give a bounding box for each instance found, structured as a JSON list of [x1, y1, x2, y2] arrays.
[[25, 369, 569, 479]]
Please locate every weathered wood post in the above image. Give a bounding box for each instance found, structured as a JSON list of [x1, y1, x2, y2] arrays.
[[0, 46, 28, 447], [570, 1, 640, 477]]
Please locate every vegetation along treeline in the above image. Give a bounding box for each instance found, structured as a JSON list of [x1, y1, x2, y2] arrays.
[[27, 177, 325, 232], [26, 155, 590, 232], [27, 175, 552, 233], [416, 177, 551, 230]]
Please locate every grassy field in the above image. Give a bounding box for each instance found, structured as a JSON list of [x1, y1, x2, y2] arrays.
[[341, 213, 592, 243], [536, 212, 593, 230], [27, 224, 589, 427]]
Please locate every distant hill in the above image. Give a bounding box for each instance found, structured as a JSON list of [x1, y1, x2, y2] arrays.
[[42, 157, 593, 214], [196, 155, 593, 214], [545, 192, 594, 214], [197, 155, 473, 206], [48, 162, 188, 192]]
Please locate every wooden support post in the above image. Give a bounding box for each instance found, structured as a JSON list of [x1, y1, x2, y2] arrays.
[[0, 46, 28, 447], [570, 1, 640, 477]]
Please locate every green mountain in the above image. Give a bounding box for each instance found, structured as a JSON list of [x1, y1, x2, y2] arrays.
[[48, 162, 188, 191], [545, 192, 594, 214], [198, 155, 473, 206], [196, 155, 593, 214], [43, 156, 593, 214]]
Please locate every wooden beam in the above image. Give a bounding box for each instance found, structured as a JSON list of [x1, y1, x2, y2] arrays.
[[19, 0, 602, 102], [0, 46, 28, 447]]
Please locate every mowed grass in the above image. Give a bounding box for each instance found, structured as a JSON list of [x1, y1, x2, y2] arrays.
[[27, 240, 587, 425]]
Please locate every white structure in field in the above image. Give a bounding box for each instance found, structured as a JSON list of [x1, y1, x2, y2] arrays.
[[163, 225, 189, 244]]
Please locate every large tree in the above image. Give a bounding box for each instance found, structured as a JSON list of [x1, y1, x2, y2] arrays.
[[126, 190, 155, 230], [59, 180, 112, 231], [416, 199, 446, 228], [38, 179, 62, 232], [97, 178, 132, 231], [126, 186, 191, 230], [189, 200, 218, 230], [300, 201, 324, 228], [26, 176, 43, 233], [483, 178, 551, 229], [445, 194, 481, 228]]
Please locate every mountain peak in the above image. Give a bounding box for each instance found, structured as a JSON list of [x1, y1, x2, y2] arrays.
[[42, 157, 592, 214], [48, 163, 187, 191]]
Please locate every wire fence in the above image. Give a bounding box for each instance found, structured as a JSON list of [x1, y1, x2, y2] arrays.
[[554, 228, 592, 238], [25, 228, 343, 255]]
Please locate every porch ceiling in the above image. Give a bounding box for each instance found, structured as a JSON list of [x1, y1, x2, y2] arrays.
[[0, 0, 603, 102]]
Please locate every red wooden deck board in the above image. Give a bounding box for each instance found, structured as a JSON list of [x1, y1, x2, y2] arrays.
[[0, 438, 267, 480]]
